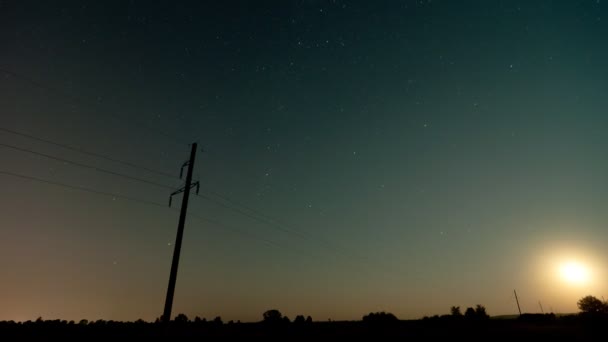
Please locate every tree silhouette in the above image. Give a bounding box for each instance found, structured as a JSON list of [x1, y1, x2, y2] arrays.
[[474, 305, 489, 319], [174, 313, 189, 323], [577, 295, 608, 314], [463, 305, 489, 320], [450, 306, 462, 317], [263, 309, 283, 323], [362, 311, 398, 324]]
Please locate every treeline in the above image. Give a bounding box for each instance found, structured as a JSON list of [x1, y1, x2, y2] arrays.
[[0, 312, 605, 340], [2, 296, 607, 339]]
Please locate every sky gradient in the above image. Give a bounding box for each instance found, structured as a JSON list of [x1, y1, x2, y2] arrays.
[[1, 0, 608, 322]]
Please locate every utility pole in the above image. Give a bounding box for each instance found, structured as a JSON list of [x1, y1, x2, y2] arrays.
[[539, 301, 544, 314], [162, 143, 199, 323], [514, 289, 522, 316]]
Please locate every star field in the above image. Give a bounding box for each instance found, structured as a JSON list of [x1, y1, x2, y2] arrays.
[[1, 0, 608, 322]]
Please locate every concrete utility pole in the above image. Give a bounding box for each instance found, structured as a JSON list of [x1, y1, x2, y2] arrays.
[[162, 143, 199, 323], [514, 289, 522, 316]]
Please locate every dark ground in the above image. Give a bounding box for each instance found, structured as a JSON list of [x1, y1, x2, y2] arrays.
[[1, 315, 606, 341]]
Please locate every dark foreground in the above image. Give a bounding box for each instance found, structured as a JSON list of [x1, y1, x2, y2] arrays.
[[1, 315, 606, 340]]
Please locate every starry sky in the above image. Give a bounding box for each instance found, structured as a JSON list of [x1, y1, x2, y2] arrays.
[[1, 0, 608, 322]]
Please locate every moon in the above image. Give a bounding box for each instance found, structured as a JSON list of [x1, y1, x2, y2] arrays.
[[559, 261, 590, 285]]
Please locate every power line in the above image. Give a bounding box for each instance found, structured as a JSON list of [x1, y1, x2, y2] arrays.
[[0, 67, 190, 147], [188, 211, 335, 262], [199, 150, 361, 253], [0, 171, 399, 282], [193, 194, 330, 251], [0, 131, 329, 259], [0, 141, 175, 190], [191, 194, 405, 282], [193, 146, 378, 266], [203, 188, 287, 225], [188, 212, 286, 251], [194, 193, 308, 239], [0, 167, 299, 257], [1, 68, 372, 264], [0, 126, 179, 180], [193, 192, 371, 263], [200, 189, 349, 250], [0, 170, 166, 208], [0, 67, 59, 94], [0, 163, 349, 273], [201, 149, 272, 188], [202, 189, 327, 243], [198, 148, 381, 265], [201, 151, 351, 245], [1, 64, 391, 274]]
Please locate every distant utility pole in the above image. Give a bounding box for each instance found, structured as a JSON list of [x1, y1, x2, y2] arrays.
[[514, 290, 522, 316], [539, 301, 544, 314], [162, 143, 200, 323]]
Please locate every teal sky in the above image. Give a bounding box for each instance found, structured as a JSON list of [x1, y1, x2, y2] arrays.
[[1, 0, 607, 322]]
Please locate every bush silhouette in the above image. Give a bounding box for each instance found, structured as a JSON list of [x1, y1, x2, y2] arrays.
[[362, 311, 398, 324]]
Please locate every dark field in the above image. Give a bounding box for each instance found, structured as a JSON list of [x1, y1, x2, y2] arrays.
[[2, 315, 606, 340]]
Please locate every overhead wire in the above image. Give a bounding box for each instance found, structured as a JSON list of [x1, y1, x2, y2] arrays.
[[191, 192, 405, 280], [192, 193, 374, 264], [0, 141, 176, 190], [0, 169, 316, 259], [194, 193, 308, 239], [0, 170, 167, 208], [0, 167, 398, 280], [0, 120, 310, 254], [188, 212, 289, 251], [198, 152, 352, 249], [0, 67, 191, 147], [1, 68, 379, 270], [1, 68, 335, 250], [0, 127, 373, 267], [189, 211, 330, 261], [0, 126, 179, 180], [197, 187, 375, 260]]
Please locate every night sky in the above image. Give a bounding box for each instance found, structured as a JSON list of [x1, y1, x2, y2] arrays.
[[1, 0, 608, 322]]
